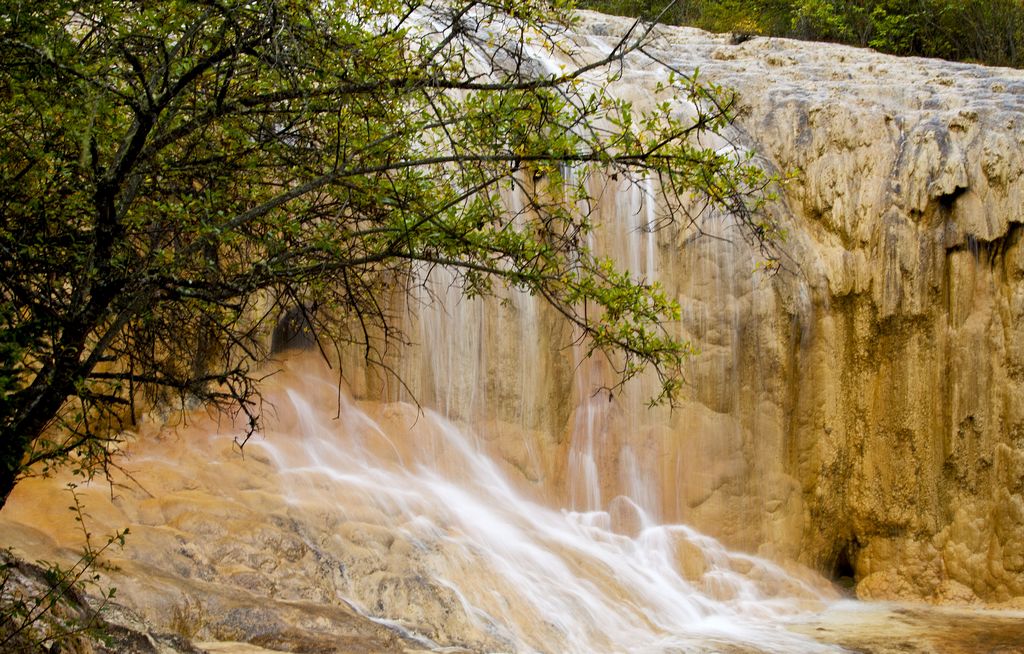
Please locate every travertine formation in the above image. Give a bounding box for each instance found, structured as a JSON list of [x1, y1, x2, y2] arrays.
[[381, 13, 1024, 604], [589, 13, 1024, 602], [373, 13, 1024, 603]]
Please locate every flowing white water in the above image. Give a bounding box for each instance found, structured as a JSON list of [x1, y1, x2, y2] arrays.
[[302, 47, 843, 642], [246, 361, 844, 653]]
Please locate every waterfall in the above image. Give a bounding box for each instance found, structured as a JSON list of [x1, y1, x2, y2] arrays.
[[253, 132, 843, 650], [7, 9, 1024, 651]]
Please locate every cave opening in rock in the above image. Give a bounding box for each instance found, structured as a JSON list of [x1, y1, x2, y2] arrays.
[[831, 542, 857, 593], [937, 184, 968, 210], [271, 304, 318, 353]]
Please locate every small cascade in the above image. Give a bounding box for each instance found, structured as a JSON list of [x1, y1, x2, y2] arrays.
[[244, 358, 842, 653]]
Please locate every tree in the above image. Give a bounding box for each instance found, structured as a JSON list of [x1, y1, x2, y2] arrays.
[[0, 0, 773, 510], [584, 0, 1024, 68]]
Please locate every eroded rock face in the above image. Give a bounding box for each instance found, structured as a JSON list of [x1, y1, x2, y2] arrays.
[[369, 15, 1024, 603], [599, 15, 1024, 602]]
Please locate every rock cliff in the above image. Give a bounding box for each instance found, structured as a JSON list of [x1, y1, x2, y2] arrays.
[[364, 13, 1024, 604], [591, 14, 1024, 602]]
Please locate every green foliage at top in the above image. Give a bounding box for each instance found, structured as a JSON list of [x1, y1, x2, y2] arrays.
[[0, 0, 776, 507], [582, 0, 1024, 68]]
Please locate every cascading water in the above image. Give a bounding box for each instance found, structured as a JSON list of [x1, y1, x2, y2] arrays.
[[229, 355, 843, 654], [261, 119, 845, 650]]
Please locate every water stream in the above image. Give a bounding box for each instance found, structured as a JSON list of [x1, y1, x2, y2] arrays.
[[238, 356, 844, 653]]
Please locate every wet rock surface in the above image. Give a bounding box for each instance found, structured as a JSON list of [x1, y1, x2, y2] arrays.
[[4, 359, 1023, 653], [0, 550, 206, 654], [789, 603, 1024, 653], [569, 13, 1024, 604]]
